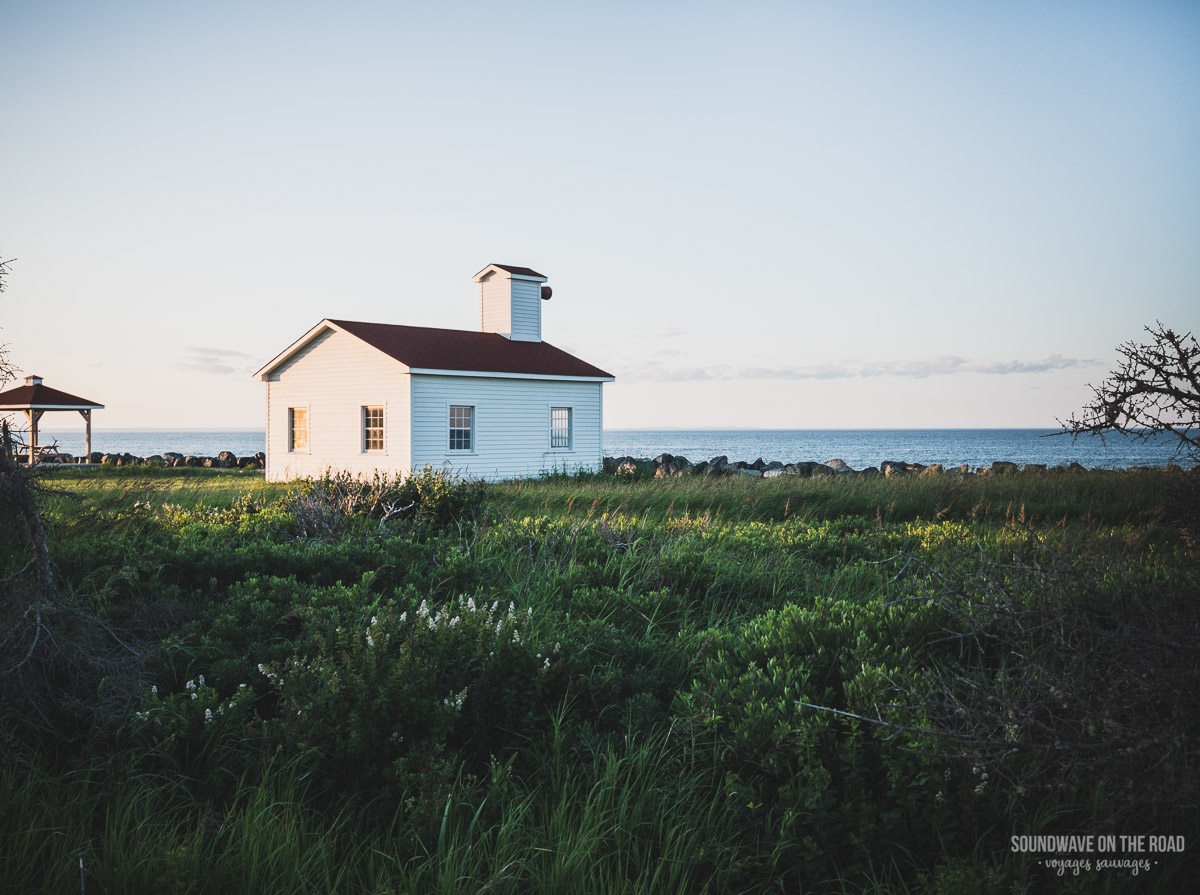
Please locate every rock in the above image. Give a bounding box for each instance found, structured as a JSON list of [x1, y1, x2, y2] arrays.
[[652, 453, 675, 466], [920, 464, 944, 476], [202, 457, 219, 468], [101, 453, 118, 466], [704, 456, 729, 476], [749, 457, 766, 471], [1023, 463, 1047, 473], [654, 456, 691, 477], [615, 459, 640, 476], [89, 452, 103, 463], [184, 456, 201, 467], [990, 461, 1019, 475], [764, 460, 784, 471], [860, 467, 881, 477], [217, 450, 238, 468], [880, 460, 909, 476], [824, 458, 851, 472], [164, 452, 183, 461], [763, 468, 788, 478]]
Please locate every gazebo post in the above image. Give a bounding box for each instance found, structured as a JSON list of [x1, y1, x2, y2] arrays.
[[81, 409, 92, 463], [24, 409, 42, 467]]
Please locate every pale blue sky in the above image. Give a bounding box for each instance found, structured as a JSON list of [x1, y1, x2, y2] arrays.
[[2, 0, 1197, 429]]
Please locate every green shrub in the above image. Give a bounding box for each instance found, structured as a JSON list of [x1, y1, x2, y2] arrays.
[[254, 595, 561, 797]]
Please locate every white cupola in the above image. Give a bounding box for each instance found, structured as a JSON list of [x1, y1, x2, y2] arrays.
[[473, 263, 551, 342]]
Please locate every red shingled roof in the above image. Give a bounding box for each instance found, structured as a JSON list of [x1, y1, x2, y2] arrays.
[[0, 382, 104, 409], [489, 264, 546, 278], [329, 319, 613, 379]]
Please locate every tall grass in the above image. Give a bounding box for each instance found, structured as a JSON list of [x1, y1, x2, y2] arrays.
[[4, 465, 1193, 893], [492, 467, 1178, 527]]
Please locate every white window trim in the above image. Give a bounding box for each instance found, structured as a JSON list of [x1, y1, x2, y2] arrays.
[[362, 404, 385, 453], [448, 403, 476, 454], [288, 405, 310, 454], [548, 404, 574, 452]]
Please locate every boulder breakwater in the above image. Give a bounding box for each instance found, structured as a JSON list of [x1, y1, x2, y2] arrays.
[[603, 453, 1187, 477], [37, 450, 265, 469], [28, 449, 1190, 476]]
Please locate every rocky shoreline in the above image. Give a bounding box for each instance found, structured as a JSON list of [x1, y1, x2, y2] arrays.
[[33, 449, 1191, 476], [603, 453, 1192, 478], [39, 450, 265, 469]]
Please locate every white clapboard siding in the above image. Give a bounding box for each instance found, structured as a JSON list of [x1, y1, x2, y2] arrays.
[[479, 272, 513, 338], [411, 374, 602, 479], [264, 328, 412, 482], [508, 278, 541, 341]]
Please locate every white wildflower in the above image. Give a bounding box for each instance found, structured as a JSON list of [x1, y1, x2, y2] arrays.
[[366, 633, 374, 647], [191, 692, 198, 700], [204, 708, 213, 723], [198, 675, 205, 686], [151, 685, 158, 696], [185, 680, 196, 691], [398, 612, 407, 624], [467, 597, 476, 612]]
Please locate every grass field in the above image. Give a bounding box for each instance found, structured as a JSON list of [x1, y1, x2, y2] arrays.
[[2, 466, 1196, 893]]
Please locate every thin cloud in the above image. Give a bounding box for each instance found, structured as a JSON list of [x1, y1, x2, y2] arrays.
[[177, 346, 260, 377], [619, 354, 1097, 382]]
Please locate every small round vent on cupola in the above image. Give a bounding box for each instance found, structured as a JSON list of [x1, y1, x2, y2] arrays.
[[540, 286, 552, 301]]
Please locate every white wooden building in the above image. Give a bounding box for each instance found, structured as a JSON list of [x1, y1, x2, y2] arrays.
[[254, 264, 614, 482]]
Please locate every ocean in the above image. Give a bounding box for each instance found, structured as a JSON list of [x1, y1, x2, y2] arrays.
[[29, 427, 1194, 470]]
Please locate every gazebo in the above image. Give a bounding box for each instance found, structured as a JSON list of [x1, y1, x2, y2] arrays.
[[0, 375, 105, 466]]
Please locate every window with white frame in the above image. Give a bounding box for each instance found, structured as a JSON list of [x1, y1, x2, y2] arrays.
[[449, 405, 474, 451], [550, 406, 572, 449], [363, 406, 384, 451], [288, 407, 308, 452]]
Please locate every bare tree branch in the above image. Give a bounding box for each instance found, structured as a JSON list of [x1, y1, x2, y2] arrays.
[[1058, 322, 1200, 462]]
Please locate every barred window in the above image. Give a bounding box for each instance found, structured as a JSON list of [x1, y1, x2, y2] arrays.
[[288, 407, 308, 452], [449, 405, 474, 451], [363, 406, 384, 451], [550, 407, 572, 449]]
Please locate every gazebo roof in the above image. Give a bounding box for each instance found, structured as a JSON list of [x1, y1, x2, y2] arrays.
[[0, 375, 104, 411]]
